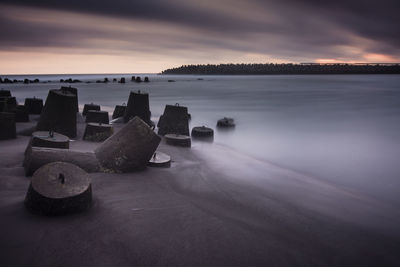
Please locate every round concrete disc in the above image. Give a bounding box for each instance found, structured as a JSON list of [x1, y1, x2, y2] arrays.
[[25, 162, 92, 215], [31, 131, 70, 149], [165, 134, 191, 147], [191, 126, 214, 137], [148, 151, 171, 168]]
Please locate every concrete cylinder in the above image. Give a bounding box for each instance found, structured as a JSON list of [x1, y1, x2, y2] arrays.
[[85, 110, 109, 124], [36, 89, 77, 138], [24, 147, 101, 176], [24, 97, 43, 114], [0, 112, 16, 140], [165, 134, 191, 147], [82, 103, 100, 116], [217, 117, 235, 127], [191, 126, 214, 138], [95, 116, 161, 172], [30, 131, 69, 150], [157, 104, 189, 136], [24, 162, 92, 216], [123, 91, 151, 123], [83, 123, 113, 142]]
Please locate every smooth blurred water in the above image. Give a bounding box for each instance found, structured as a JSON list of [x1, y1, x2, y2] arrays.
[[2, 74, 400, 204]]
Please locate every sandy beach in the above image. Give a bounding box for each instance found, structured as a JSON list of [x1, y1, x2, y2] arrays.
[[1, 116, 400, 267]]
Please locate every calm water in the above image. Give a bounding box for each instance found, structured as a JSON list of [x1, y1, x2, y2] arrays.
[[2, 74, 400, 205]]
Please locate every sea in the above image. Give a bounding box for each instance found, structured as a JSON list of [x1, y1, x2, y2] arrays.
[[2, 74, 400, 206]]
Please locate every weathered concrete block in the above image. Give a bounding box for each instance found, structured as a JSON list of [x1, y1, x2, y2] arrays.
[[24, 162, 92, 216], [83, 123, 113, 142], [82, 103, 100, 116], [24, 147, 101, 176], [123, 91, 151, 124], [85, 110, 109, 124], [60, 86, 79, 112], [157, 104, 189, 136], [95, 116, 161, 172], [24, 97, 43, 114], [191, 126, 214, 138], [165, 134, 191, 147], [0, 112, 16, 140], [36, 89, 77, 138], [0, 96, 17, 112], [26, 131, 69, 155], [15, 105, 30, 122], [0, 89, 11, 97], [112, 104, 126, 119]]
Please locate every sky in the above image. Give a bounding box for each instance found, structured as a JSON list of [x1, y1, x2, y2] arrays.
[[0, 0, 399, 74]]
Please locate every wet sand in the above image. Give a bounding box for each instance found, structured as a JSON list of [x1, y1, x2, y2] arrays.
[[1, 119, 400, 266]]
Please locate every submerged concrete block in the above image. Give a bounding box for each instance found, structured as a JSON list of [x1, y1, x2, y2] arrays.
[[0, 112, 16, 140], [123, 91, 151, 124], [36, 89, 77, 138], [157, 104, 189, 136], [24, 97, 43, 114], [85, 110, 109, 124], [95, 116, 161, 172], [148, 151, 171, 168], [24, 162, 92, 216]]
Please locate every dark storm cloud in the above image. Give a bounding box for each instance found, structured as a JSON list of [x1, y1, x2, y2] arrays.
[[0, 0, 399, 60]]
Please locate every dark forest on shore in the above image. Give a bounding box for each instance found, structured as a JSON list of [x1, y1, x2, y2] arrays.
[[162, 63, 400, 75]]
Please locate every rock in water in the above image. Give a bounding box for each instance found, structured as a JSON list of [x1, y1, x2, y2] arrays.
[[157, 104, 189, 136], [165, 134, 191, 147], [95, 116, 161, 172], [24, 162, 92, 215], [83, 123, 113, 142], [123, 91, 151, 124], [82, 103, 100, 116], [0, 112, 16, 140], [36, 89, 77, 138], [24, 97, 43, 114], [85, 110, 109, 124], [112, 104, 127, 119], [60, 86, 79, 112]]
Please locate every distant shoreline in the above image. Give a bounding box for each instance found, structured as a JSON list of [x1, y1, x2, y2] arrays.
[[161, 63, 400, 75]]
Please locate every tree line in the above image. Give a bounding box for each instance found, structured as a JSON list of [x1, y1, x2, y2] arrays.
[[161, 63, 400, 75]]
